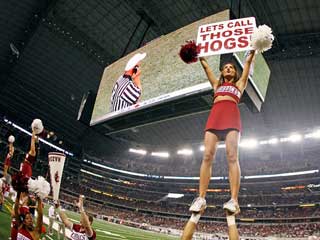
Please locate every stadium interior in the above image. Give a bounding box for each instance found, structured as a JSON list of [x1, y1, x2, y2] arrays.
[[0, 0, 320, 239]]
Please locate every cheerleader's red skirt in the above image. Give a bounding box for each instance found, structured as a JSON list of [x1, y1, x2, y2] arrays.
[[205, 100, 241, 133]]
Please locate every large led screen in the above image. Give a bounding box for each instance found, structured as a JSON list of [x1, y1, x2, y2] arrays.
[[91, 10, 231, 125]]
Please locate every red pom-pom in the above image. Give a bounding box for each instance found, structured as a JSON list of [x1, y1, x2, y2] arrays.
[[179, 40, 200, 64], [19, 206, 30, 215], [11, 172, 29, 192]]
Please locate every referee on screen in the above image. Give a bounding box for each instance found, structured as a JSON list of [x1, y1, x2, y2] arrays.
[[110, 52, 146, 112]]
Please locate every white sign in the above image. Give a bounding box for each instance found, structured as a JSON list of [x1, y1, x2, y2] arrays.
[[197, 17, 256, 56], [48, 152, 66, 201]]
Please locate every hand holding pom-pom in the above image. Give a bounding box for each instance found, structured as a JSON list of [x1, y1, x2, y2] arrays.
[[251, 25, 274, 53], [8, 135, 15, 143], [179, 40, 200, 64], [31, 119, 44, 135], [12, 172, 29, 193]]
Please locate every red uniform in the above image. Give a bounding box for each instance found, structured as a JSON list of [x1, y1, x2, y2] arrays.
[[70, 223, 96, 240], [5, 153, 12, 166], [206, 82, 242, 133], [20, 154, 36, 178], [11, 218, 19, 240], [17, 227, 34, 240], [11, 207, 30, 240]]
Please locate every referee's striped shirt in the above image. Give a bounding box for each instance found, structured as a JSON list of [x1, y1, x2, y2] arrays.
[[110, 75, 141, 112]]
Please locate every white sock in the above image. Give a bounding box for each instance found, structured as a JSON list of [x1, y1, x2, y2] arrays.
[[227, 215, 236, 226], [189, 213, 201, 224]]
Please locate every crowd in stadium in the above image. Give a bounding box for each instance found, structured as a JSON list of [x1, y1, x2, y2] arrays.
[[60, 179, 320, 214], [49, 190, 320, 238], [56, 195, 320, 238], [60, 190, 320, 218]]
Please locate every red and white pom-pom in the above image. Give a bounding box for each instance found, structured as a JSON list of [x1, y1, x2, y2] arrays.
[[31, 119, 44, 134], [27, 178, 37, 192], [8, 135, 15, 143], [251, 25, 274, 53], [179, 40, 200, 64], [28, 176, 51, 199]]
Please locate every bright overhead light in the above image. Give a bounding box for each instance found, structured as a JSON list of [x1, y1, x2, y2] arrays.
[[260, 138, 278, 145], [268, 138, 279, 144], [80, 169, 104, 178], [217, 144, 226, 148], [240, 139, 258, 148], [312, 130, 320, 138], [244, 169, 319, 179], [305, 130, 320, 139], [151, 152, 169, 158], [167, 193, 184, 199], [288, 133, 302, 142], [177, 149, 193, 155], [129, 148, 147, 155], [201, 144, 225, 150]]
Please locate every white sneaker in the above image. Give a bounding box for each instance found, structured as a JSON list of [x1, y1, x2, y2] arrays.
[[189, 197, 207, 213], [223, 199, 240, 214]]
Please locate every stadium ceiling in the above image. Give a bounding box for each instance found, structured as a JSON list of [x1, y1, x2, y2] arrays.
[[0, 0, 319, 154]]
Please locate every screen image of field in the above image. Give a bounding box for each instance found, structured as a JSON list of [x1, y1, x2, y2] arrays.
[[234, 51, 271, 101], [91, 10, 231, 125]]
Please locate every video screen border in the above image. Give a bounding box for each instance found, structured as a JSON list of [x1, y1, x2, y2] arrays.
[[90, 81, 212, 126]]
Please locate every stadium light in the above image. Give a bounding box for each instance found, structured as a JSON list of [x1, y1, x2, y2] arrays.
[[305, 130, 320, 139], [260, 138, 278, 145], [151, 152, 170, 158], [217, 144, 226, 148], [259, 140, 268, 145], [200, 144, 225, 151], [129, 148, 147, 155], [268, 138, 279, 144], [167, 193, 184, 199], [244, 169, 319, 179], [240, 139, 258, 148], [312, 130, 320, 138], [288, 133, 302, 142], [177, 149, 193, 155], [279, 133, 301, 142], [80, 169, 104, 178]]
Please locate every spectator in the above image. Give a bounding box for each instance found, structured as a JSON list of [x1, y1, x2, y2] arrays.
[[48, 204, 56, 235], [57, 195, 96, 240]]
